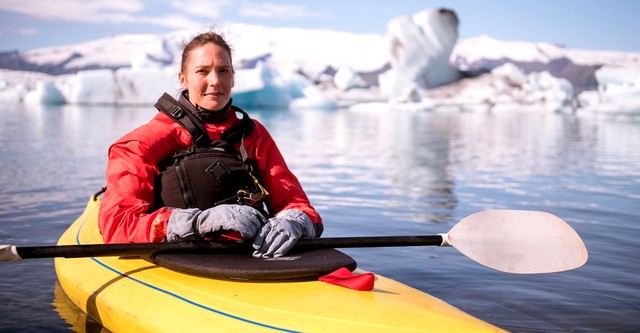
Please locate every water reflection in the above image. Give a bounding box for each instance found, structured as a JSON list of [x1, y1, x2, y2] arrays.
[[254, 108, 458, 228], [1, 104, 639, 332], [53, 282, 109, 333]]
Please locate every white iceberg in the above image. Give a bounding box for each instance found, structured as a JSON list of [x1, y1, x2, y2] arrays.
[[232, 62, 336, 109], [333, 67, 368, 91], [359, 63, 576, 113], [577, 66, 640, 113], [57, 69, 117, 105], [23, 81, 65, 105], [114, 67, 180, 105], [381, 8, 461, 100]]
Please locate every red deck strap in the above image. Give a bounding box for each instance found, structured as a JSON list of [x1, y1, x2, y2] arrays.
[[318, 267, 375, 291]]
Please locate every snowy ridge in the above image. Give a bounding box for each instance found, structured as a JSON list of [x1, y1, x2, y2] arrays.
[[9, 27, 638, 78], [452, 35, 640, 70]]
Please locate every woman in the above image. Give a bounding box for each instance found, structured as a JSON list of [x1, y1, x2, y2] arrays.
[[98, 32, 323, 258]]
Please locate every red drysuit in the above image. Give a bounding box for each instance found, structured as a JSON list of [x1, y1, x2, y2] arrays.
[[98, 108, 322, 243]]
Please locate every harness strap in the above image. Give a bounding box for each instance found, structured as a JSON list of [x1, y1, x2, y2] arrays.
[[154, 93, 255, 147], [222, 106, 255, 145], [155, 93, 211, 147]]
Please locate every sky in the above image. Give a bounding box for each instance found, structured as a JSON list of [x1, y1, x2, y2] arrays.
[[1, 0, 639, 53]]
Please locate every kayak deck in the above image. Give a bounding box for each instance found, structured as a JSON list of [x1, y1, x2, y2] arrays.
[[55, 197, 506, 333]]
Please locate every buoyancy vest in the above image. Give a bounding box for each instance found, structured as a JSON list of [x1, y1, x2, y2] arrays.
[[152, 93, 269, 213]]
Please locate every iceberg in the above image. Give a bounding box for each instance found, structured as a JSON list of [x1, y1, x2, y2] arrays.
[[0, 69, 61, 103], [357, 63, 575, 113], [11, 55, 335, 109], [333, 67, 368, 91], [577, 66, 640, 112], [23, 81, 65, 105], [57, 69, 117, 105], [381, 8, 461, 100], [232, 62, 336, 109], [595, 66, 640, 97], [114, 67, 180, 105], [0, 83, 26, 104]]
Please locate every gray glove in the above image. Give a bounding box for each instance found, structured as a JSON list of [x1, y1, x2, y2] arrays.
[[252, 209, 316, 258], [166, 204, 266, 242]]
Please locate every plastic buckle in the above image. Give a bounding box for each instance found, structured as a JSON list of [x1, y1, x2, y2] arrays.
[[169, 106, 184, 119]]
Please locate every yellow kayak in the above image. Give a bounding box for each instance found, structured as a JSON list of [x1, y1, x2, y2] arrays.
[[55, 196, 506, 333]]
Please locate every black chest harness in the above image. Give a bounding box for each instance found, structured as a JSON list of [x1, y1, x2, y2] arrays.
[[152, 93, 269, 213]]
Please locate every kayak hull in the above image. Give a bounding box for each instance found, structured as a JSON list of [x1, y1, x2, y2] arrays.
[[55, 197, 506, 333]]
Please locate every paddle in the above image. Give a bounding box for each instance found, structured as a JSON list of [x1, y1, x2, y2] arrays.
[[0, 210, 588, 274]]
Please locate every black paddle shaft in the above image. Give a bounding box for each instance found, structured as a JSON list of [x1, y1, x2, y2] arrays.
[[295, 235, 444, 251], [14, 235, 444, 259]]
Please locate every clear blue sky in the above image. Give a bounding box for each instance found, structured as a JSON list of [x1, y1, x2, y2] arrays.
[[1, 0, 639, 53]]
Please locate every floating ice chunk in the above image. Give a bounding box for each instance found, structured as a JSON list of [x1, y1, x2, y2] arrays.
[[333, 67, 367, 91], [526, 71, 574, 102], [234, 66, 267, 94], [595, 66, 640, 97], [577, 66, 640, 112], [58, 69, 117, 105], [23, 81, 65, 105], [115, 67, 179, 105], [382, 8, 461, 99], [492, 63, 528, 87], [0, 84, 25, 103], [233, 62, 335, 109]]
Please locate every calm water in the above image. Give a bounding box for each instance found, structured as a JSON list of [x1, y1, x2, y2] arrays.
[[0, 103, 639, 332]]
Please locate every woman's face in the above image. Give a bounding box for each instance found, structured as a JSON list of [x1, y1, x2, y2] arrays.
[[179, 43, 234, 111]]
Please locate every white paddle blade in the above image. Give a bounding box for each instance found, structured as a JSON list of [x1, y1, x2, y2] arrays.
[[447, 210, 588, 274], [0, 245, 22, 261]]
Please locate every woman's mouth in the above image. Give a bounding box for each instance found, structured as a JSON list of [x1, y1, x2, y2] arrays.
[[204, 92, 222, 97]]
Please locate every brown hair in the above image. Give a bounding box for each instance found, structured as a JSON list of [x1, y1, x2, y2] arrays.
[[181, 32, 234, 73]]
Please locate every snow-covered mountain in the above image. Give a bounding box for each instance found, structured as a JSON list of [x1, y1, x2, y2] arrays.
[[1, 8, 639, 113], [0, 24, 388, 77]]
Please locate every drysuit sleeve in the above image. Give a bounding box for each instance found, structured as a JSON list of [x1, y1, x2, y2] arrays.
[[98, 116, 186, 243], [246, 121, 324, 236]]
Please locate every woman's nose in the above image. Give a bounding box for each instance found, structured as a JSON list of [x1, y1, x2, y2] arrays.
[[206, 72, 220, 85]]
